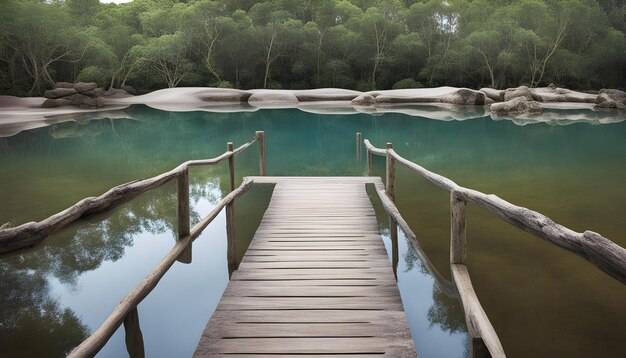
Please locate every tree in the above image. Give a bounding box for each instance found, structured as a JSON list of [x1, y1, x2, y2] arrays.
[[135, 31, 193, 88]]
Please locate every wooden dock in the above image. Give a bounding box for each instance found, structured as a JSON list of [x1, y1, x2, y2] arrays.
[[193, 177, 417, 357]]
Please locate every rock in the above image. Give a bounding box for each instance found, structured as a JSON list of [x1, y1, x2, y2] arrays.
[[450, 88, 485, 105], [55, 82, 75, 89], [351, 93, 376, 105], [548, 82, 557, 89], [41, 98, 74, 108], [44, 88, 78, 99], [595, 89, 626, 109], [484, 97, 495, 106], [94, 87, 106, 97], [480, 88, 505, 102], [294, 88, 361, 102], [68, 94, 103, 108], [532, 87, 597, 103], [74, 82, 98, 94], [196, 88, 251, 102], [248, 91, 299, 104], [41, 99, 59, 108], [490, 97, 543, 116], [104, 88, 132, 98], [595, 93, 617, 108], [121, 85, 137, 95], [371, 88, 484, 105], [504, 86, 534, 101]]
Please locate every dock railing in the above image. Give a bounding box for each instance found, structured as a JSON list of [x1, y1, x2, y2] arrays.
[[0, 131, 266, 358], [359, 132, 626, 358]]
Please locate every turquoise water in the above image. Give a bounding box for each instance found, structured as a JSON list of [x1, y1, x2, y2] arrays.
[[0, 106, 625, 357]]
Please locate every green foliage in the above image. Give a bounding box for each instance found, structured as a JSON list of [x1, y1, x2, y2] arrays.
[[0, 0, 624, 95], [392, 78, 424, 89], [77, 66, 111, 87]]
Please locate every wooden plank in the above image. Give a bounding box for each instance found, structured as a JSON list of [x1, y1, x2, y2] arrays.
[[194, 177, 416, 357]]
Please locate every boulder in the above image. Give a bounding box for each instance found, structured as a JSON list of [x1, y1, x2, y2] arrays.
[[68, 94, 103, 108], [196, 88, 252, 102], [294, 88, 361, 102], [484, 97, 495, 106], [104, 88, 132, 98], [41, 99, 59, 108], [371, 88, 484, 105], [595, 93, 617, 108], [74, 82, 98, 94], [121, 85, 137, 95], [55, 82, 75, 89], [41, 98, 74, 108], [490, 97, 543, 116], [449, 88, 485, 105], [480, 88, 505, 102], [351, 93, 376, 105], [504, 86, 534, 101], [44, 88, 78, 99], [595, 89, 626, 109], [532, 87, 596, 103], [248, 91, 299, 104], [94, 87, 106, 97]]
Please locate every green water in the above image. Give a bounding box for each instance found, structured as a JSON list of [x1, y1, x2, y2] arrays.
[[0, 106, 625, 357]]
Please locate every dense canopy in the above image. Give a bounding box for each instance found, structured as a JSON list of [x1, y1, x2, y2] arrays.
[[0, 0, 624, 95]]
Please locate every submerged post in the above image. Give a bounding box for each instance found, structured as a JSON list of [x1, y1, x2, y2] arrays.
[[450, 191, 467, 265], [356, 132, 362, 161], [123, 307, 145, 358], [386, 143, 395, 201], [177, 167, 191, 264], [227, 142, 235, 192], [226, 202, 236, 277], [367, 148, 372, 176], [256, 131, 266, 176], [390, 218, 399, 280]]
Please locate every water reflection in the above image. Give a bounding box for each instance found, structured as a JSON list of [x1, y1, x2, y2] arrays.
[[0, 175, 224, 356], [1, 107, 625, 357], [0, 261, 88, 357]]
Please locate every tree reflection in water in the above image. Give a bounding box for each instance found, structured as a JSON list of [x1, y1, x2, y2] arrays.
[[403, 246, 466, 334], [0, 262, 88, 357], [0, 175, 222, 357]]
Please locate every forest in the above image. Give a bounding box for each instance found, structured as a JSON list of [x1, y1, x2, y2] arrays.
[[0, 0, 624, 96]]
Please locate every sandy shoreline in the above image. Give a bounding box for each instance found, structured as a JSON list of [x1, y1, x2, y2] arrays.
[[0, 87, 624, 137]]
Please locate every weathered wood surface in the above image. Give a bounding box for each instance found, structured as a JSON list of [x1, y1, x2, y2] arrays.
[[194, 177, 416, 357], [0, 133, 260, 254], [452, 264, 505, 358], [364, 139, 626, 284], [67, 178, 253, 358]]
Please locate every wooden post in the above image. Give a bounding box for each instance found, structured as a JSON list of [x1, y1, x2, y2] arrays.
[[177, 168, 191, 264], [450, 191, 467, 265], [123, 307, 145, 358], [390, 218, 399, 281], [385, 143, 395, 201], [356, 132, 362, 161], [227, 142, 235, 192], [226, 202, 236, 277], [256, 131, 266, 176], [367, 149, 372, 176]]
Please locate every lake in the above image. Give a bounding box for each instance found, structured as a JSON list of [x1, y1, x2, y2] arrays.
[[0, 105, 625, 357]]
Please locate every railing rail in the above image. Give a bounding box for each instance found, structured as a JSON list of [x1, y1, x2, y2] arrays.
[[361, 135, 626, 358], [0, 131, 266, 254]]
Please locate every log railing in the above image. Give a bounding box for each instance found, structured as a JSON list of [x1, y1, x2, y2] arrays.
[[0, 131, 265, 358], [0, 131, 266, 254], [360, 134, 626, 358]]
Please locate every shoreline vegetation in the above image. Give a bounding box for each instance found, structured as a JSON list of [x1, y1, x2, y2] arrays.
[[1, 0, 624, 97]]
